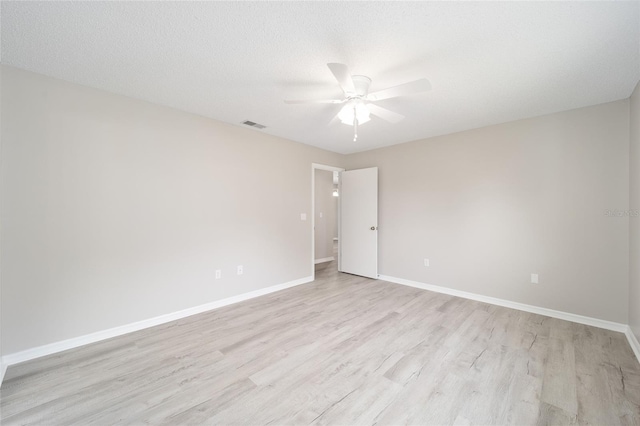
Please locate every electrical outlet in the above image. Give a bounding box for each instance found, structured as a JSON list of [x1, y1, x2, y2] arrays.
[[424, 258, 430, 267], [215, 269, 221, 279], [237, 265, 243, 275], [531, 273, 539, 284]]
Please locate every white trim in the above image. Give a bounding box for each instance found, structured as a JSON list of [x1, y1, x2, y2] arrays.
[[314, 257, 334, 264], [311, 163, 344, 173], [625, 327, 640, 363], [1, 276, 313, 371], [379, 275, 628, 333], [0, 361, 7, 385], [2, 274, 637, 385]]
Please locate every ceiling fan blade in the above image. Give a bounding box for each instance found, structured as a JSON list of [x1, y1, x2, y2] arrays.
[[367, 104, 405, 124], [327, 63, 356, 95], [328, 110, 342, 126], [367, 78, 431, 102], [284, 99, 344, 104]]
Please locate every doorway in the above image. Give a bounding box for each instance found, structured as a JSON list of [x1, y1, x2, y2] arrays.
[[312, 163, 344, 279]]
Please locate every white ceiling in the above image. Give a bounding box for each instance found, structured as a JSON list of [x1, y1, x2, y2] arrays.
[[2, 2, 639, 154]]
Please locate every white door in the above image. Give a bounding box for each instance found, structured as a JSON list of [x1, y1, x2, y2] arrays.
[[339, 167, 378, 279]]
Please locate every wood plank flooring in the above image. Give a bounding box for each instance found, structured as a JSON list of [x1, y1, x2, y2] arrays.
[[1, 260, 639, 425]]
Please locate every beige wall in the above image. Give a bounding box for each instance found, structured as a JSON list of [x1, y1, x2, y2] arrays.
[[346, 100, 630, 323], [314, 169, 335, 261], [630, 81, 640, 340], [1, 66, 343, 355], [1, 64, 634, 359]]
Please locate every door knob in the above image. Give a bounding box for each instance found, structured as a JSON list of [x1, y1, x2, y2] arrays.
[[370, 226, 377, 231]]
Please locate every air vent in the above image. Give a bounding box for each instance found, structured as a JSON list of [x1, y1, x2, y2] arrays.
[[242, 120, 266, 130]]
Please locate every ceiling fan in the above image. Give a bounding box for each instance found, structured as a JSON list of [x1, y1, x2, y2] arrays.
[[285, 63, 431, 141]]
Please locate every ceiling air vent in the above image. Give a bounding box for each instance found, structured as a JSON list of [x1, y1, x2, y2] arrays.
[[242, 120, 266, 130]]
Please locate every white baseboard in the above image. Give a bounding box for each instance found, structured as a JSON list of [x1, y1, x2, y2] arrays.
[[379, 275, 628, 334], [314, 257, 334, 264], [1, 275, 314, 374], [625, 327, 640, 363], [3, 273, 637, 386]]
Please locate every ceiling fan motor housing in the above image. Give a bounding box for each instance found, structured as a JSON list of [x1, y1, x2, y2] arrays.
[[351, 75, 372, 97]]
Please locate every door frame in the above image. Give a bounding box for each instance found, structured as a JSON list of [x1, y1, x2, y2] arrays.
[[311, 163, 345, 279]]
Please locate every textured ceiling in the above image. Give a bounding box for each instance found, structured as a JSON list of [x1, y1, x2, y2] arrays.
[[2, 1, 639, 154]]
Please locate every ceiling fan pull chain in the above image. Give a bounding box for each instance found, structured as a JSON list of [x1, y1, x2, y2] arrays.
[[353, 111, 358, 141]]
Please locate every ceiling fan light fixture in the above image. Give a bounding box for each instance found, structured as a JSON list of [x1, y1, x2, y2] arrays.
[[285, 63, 430, 141], [338, 101, 370, 125]]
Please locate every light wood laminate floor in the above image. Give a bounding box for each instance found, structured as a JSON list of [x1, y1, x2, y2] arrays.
[[2, 260, 639, 425]]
